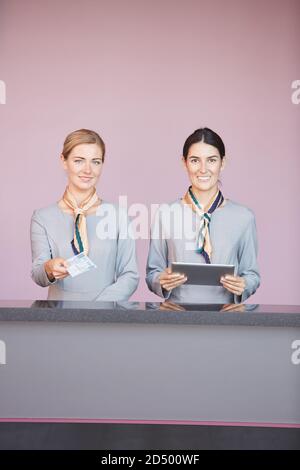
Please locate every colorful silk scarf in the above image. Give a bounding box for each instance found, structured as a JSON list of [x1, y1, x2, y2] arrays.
[[182, 186, 224, 263], [62, 186, 100, 255]]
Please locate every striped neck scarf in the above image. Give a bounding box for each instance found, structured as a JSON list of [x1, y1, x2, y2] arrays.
[[182, 186, 224, 263], [62, 186, 100, 255]]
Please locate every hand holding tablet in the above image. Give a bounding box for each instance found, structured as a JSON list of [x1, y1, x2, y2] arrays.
[[159, 267, 188, 291], [171, 262, 235, 286]]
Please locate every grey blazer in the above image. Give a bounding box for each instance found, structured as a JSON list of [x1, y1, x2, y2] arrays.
[[146, 199, 260, 303], [30, 202, 139, 301]]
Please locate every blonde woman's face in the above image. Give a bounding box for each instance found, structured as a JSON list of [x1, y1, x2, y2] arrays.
[[61, 143, 103, 191]]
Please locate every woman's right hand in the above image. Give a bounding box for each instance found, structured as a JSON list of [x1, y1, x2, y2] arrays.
[[159, 267, 187, 291], [44, 258, 69, 282]]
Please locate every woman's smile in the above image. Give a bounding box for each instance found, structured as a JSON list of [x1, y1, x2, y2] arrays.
[[197, 176, 211, 181], [79, 176, 94, 182]]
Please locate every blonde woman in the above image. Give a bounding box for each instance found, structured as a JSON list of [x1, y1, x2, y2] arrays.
[[30, 129, 139, 301]]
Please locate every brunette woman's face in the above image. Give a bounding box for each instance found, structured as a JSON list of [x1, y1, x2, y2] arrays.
[[183, 141, 225, 193], [61, 143, 103, 192]]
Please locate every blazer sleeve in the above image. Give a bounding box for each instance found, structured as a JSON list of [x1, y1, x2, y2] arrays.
[[145, 207, 172, 300], [94, 208, 139, 301], [235, 213, 260, 303], [30, 210, 57, 287]]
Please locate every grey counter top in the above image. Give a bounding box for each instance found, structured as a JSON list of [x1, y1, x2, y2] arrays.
[[0, 300, 300, 327]]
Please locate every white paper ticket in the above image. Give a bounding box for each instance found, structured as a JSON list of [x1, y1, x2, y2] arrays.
[[66, 252, 97, 278]]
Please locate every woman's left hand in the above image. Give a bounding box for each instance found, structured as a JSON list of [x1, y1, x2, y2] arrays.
[[220, 275, 246, 296]]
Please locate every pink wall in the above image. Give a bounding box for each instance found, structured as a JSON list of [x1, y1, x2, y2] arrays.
[[0, 0, 299, 304]]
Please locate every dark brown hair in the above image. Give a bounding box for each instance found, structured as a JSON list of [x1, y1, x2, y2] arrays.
[[183, 127, 225, 160]]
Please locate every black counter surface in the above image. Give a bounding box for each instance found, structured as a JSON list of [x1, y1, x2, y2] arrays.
[[0, 300, 299, 327]]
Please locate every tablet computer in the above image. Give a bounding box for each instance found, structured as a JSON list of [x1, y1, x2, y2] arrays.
[[171, 262, 235, 286]]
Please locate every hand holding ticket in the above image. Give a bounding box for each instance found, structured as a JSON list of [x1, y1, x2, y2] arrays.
[[66, 252, 97, 277]]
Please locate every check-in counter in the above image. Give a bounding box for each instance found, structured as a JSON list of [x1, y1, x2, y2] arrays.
[[0, 300, 299, 449]]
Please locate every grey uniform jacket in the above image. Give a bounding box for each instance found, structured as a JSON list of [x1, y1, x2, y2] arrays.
[[146, 199, 260, 304], [30, 202, 139, 301]]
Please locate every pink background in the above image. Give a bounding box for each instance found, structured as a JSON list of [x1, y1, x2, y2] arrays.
[[0, 0, 299, 304]]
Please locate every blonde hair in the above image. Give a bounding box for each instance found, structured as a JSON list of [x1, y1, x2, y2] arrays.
[[62, 129, 106, 161]]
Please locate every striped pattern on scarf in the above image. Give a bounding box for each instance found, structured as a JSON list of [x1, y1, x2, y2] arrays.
[[62, 187, 100, 255], [182, 186, 224, 263]]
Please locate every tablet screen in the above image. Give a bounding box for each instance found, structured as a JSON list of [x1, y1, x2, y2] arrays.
[[171, 262, 235, 286]]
